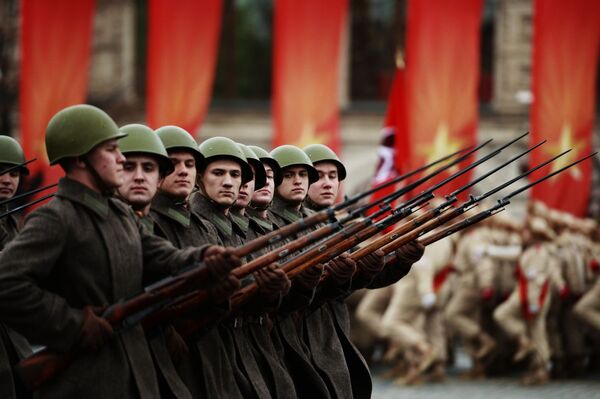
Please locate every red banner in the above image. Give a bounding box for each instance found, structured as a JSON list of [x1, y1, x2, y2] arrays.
[[529, 0, 600, 216], [368, 68, 408, 217], [20, 0, 96, 188], [272, 0, 347, 152], [147, 0, 223, 135], [404, 0, 482, 197]]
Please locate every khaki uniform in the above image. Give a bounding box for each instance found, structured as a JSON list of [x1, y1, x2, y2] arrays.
[[380, 237, 454, 364], [0, 178, 208, 398], [445, 227, 493, 346], [493, 243, 564, 369], [574, 241, 600, 332]]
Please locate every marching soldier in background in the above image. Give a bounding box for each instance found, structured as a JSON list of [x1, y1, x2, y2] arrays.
[[0, 135, 32, 398], [378, 210, 455, 385], [445, 222, 496, 378], [0, 105, 239, 398], [493, 217, 565, 385], [115, 123, 195, 398]]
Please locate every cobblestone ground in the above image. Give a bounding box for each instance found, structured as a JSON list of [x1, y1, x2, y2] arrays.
[[371, 351, 600, 399]]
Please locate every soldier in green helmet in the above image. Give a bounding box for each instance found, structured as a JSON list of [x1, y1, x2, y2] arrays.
[[116, 124, 173, 223], [0, 105, 240, 398], [150, 127, 243, 399], [193, 137, 293, 399], [303, 143, 346, 210], [0, 135, 33, 399]]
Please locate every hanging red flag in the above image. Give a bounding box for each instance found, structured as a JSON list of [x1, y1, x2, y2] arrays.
[[147, 0, 223, 135], [367, 67, 409, 218], [529, 0, 600, 216], [272, 0, 347, 153], [404, 0, 482, 197], [20, 0, 96, 196]]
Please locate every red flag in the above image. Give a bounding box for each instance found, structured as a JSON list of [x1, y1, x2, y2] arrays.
[[272, 0, 347, 152], [147, 0, 223, 135], [529, 0, 600, 216], [368, 68, 408, 218], [404, 0, 482, 197], [20, 0, 96, 194]]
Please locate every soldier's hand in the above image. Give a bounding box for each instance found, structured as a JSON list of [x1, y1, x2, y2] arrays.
[[208, 274, 241, 302], [395, 241, 425, 265], [356, 249, 385, 276], [295, 263, 324, 289], [78, 306, 113, 352], [203, 245, 241, 281], [325, 253, 356, 284], [255, 264, 291, 299]]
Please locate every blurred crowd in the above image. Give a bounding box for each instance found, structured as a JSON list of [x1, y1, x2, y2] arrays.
[[349, 200, 600, 386]]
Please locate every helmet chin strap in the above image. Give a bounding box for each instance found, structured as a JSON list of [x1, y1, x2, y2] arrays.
[[81, 155, 115, 197]]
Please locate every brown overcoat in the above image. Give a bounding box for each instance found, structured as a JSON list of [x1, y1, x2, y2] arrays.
[[0, 178, 208, 398]]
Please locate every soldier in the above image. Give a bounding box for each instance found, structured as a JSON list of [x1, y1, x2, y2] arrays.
[[493, 217, 565, 385], [151, 127, 243, 399], [379, 235, 454, 385], [0, 135, 33, 399], [0, 105, 239, 398], [193, 136, 290, 399], [247, 145, 332, 399], [444, 223, 496, 378]]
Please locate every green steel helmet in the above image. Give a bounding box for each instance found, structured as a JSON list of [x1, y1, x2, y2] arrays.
[[119, 124, 174, 176], [237, 143, 266, 190], [0, 136, 29, 175], [248, 145, 282, 187], [270, 145, 319, 184], [198, 136, 253, 184], [303, 144, 346, 181], [155, 125, 204, 167], [45, 104, 126, 165]]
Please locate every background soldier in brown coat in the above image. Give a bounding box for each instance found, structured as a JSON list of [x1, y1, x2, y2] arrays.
[[0, 105, 238, 398], [0, 135, 32, 399]]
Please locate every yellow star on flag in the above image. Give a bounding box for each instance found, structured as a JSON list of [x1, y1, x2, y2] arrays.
[[543, 123, 586, 180], [292, 122, 331, 148], [418, 122, 463, 172]]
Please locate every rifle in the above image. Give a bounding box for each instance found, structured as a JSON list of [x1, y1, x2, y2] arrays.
[[0, 184, 58, 207], [419, 152, 598, 247], [0, 158, 36, 176], [351, 138, 545, 258], [350, 147, 571, 260], [0, 193, 55, 219]]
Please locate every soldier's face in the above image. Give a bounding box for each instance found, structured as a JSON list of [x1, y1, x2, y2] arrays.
[[88, 139, 126, 188], [117, 155, 162, 208], [0, 165, 19, 200], [251, 164, 275, 208], [236, 165, 256, 209], [308, 161, 339, 207], [200, 159, 242, 207], [276, 166, 309, 204], [161, 150, 196, 200]]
